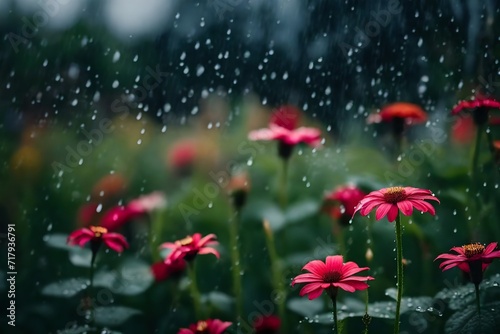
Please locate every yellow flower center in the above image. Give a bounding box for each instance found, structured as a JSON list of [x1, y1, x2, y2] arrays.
[[90, 226, 108, 237], [178, 236, 193, 246], [383, 187, 407, 203], [463, 243, 485, 258], [196, 321, 208, 331]]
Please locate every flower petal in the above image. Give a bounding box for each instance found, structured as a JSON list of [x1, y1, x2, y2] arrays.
[[302, 260, 327, 277], [375, 203, 393, 221], [325, 255, 344, 274]]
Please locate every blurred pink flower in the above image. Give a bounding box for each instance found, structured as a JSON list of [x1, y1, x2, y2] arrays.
[[178, 319, 232, 334], [353, 186, 439, 222], [161, 233, 220, 263], [292, 255, 374, 300], [128, 191, 167, 212], [101, 192, 166, 231], [253, 315, 281, 334], [323, 185, 366, 225], [150, 258, 186, 282], [67, 226, 128, 253]]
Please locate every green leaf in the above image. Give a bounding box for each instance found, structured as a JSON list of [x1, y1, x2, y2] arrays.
[[434, 274, 500, 311], [284, 199, 320, 224], [44, 233, 75, 251], [94, 306, 141, 327], [445, 302, 500, 334], [41, 278, 88, 298], [242, 200, 285, 231], [57, 325, 122, 334], [94, 258, 154, 295], [69, 248, 93, 268], [202, 291, 234, 313], [287, 297, 324, 318]]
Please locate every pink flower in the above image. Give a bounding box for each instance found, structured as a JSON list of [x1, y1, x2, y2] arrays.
[[101, 192, 166, 231], [292, 255, 374, 300], [160, 233, 220, 263], [128, 191, 167, 212], [100, 205, 144, 231], [353, 186, 440, 222], [435, 242, 500, 273], [178, 319, 232, 334], [253, 315, 281, 334], [323, 185, 366, 225], [451, 115, 475, 144], [167, 139, 197, 172], [150, 258, 186, 282], [67, 226, 129, 253], [248, 105, 322, 158], [249, 124, 321, 147]]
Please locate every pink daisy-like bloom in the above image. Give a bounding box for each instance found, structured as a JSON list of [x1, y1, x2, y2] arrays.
[[161, 233, 220, 263], [101, 192, 166, 231], [253, 315, 281, 334], [291, 255, 374, 300], [67, 226, 129, 253], [150, 258, 186, 282], [435, 242, 500, 285], [353, 186, 440, 223], [249, 105, 321, 159], [323, 185, 367, 226], [249, 124, 322, 147], [451, 95, 500, 125], [178, 319, 232, 334]]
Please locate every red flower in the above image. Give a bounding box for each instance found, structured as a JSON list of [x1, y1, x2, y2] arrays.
[[435, 242, 500, 284], [178, 319, 232, 334], [353, 186, 440, 222], [67, 226, 129, 253], [493, 141, 500, 164], [324, 185, 366, 224], [292, 255, 374, 300], [167, 139, 197, 171], [370, 102, 427, 125], [451, 115, 475, 144], [451, 95, 500, 125], [161, 233, 220, 263], [253, 315, 281, 334], [150, 258, 186, 282], [451, 96, 500, 116]]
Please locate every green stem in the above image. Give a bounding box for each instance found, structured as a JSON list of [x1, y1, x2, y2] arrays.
[[470, 123, 484, 238], [333, 218, 346, 255], [88, 250, 97, 326], [187, 262, 203, 319], [229, 212, 243, 326], [263, 221, 286, 334], [394, 213, 404, 334], [474, 283, 481, 315], [280, 159, 289, 209], [332, 294, 338, 334], [150, 209, 166, 262]]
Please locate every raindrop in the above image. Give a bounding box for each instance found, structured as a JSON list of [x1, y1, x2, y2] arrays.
[[112, 51, 121, 63]]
